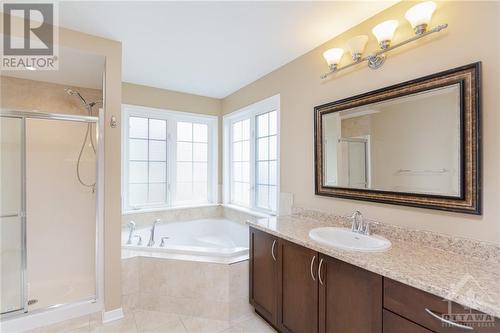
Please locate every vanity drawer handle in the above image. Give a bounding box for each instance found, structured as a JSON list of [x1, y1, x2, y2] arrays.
[[310, 255, 316, 281], [424, 308, 473, 331], [318, 258, 325, 286], [271, 240, 277, 261]]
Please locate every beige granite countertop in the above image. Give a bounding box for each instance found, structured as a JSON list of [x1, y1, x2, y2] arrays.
[[247, 215, 500, 318]]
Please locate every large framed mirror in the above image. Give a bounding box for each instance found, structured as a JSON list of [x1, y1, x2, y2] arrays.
[[314, 63, 481, 214]]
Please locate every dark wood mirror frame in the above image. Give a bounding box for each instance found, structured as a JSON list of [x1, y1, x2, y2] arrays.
[[314, 62, 481, 215]]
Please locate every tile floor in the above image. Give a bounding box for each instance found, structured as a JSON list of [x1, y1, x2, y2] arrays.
[[25, 309, 276, 333]]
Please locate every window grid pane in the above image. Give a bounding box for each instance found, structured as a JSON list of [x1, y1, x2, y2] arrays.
[[128, 116, 168, 207], [175, 122, 209, 205], [231, 119, 250, 207], [256, 111, 278, 212]]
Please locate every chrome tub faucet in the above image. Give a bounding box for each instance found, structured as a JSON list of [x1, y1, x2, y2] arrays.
[[147, 219, 161, 247], [126, 221, 136, 245]]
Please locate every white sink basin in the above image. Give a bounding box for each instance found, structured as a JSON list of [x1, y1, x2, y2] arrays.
[[309, 227, 391, 252]]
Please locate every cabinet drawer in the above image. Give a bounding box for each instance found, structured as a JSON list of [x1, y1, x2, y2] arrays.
[[384, 309, 433, 333], [384, 278, 500, 333]]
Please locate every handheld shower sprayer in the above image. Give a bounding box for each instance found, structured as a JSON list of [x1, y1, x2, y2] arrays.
[[66, 87, 102, 192]]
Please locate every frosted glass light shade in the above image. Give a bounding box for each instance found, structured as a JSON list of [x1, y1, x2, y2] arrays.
[[346, 35, 369, 60], [372, 20, 399, 47], [405, 1, 436, 33], [323, 48, 344, 69]]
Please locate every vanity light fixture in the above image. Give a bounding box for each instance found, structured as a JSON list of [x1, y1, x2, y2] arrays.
[[405, 1, 437, 35], [320, 1, 446, 79], [372, 20, 399, 49], [346, 35, 369, 62], [323, 48, 344, 71]]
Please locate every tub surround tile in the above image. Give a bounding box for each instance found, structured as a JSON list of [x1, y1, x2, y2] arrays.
[[122, 257, 140, 295], [130, 258, 250, 322], [122, 206, 223, 228], [248, 212, 500, 318]]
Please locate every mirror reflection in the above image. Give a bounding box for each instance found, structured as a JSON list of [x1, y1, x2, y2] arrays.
[[322, 84, 461, 197]]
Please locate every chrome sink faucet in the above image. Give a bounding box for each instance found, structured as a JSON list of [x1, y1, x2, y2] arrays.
[[351, 210, 371, 235], [126, 221, 136, 245], [147, 219, 161, 247]]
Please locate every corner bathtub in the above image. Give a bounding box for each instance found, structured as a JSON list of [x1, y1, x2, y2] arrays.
[[122, 218, 249, 264]]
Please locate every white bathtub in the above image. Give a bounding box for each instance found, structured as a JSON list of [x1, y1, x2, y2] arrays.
[[122, 218, 249, 264]]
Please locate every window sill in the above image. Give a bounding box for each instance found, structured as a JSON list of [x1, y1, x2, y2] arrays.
[[221, 204, 273, 218], [122, 203, 219, 215]]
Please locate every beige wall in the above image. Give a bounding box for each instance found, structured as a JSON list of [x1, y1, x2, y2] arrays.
[[0, 15, 123, 311], [222, 1, 500, 243], [122, 82, 221, 116], [122, 82, 224, 192]]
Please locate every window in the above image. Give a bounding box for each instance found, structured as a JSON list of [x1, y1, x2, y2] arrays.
[[224, 95, 280, 214], [122, 105, 217, 212]]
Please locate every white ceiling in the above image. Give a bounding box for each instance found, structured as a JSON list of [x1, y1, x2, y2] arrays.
[[58, 1, 397, 98]]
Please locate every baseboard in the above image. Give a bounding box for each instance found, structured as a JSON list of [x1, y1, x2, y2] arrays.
[[102, 308, 124, 323]]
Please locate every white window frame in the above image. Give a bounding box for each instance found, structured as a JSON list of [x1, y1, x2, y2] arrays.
[[223, 94, 280, 215], [122, 104, 218, 213]]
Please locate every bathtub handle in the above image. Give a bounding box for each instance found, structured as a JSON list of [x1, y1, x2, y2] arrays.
[[271, 240, 277, 261], [310, 255, 316, 281]]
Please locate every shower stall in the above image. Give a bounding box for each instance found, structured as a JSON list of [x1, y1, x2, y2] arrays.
[[0, 109, 103, 321]]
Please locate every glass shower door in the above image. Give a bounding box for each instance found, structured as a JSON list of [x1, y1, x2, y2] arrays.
[[0, 116, 26, 315]]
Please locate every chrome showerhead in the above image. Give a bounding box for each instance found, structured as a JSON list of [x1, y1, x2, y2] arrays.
[[65, 87, 88, 106]]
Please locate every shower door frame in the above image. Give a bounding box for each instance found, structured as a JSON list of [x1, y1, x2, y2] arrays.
[[0, 109, 104, 320]]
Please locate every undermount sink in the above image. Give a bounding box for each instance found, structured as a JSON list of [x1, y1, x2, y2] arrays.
[[309, 227, 391, 252]]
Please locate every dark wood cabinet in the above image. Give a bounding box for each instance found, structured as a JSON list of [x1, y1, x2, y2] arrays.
[[384, 278, 500, 333], [383, 310, 433, 333], [249, 227, 500, 333], [319, 255, 382, 333], [277, 239, 318, 333], [249, 227, 279, 326]]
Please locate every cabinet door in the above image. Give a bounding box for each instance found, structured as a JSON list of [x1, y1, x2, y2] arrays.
[[277, 239, 318, 333], [319, 255, 382, 333], [249, 227, 279, 325]]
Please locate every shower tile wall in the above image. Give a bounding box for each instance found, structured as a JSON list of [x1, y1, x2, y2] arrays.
[[0, 76, 102, 116]]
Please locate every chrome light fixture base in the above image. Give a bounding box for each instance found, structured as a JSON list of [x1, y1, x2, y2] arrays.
[[351, 53, 362, 62], [367, 54, 386, 70], [320, 23, 448, 79], [379, 40, 391, 50], [414, 23, 428, 35], [328, 64, 338, 72]]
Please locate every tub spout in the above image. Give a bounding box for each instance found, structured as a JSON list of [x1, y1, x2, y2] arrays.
[[147, 219, 161, 247], [126, 221, 136, 245]]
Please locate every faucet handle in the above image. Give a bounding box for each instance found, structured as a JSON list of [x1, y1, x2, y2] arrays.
[[134, 235, 142, 246], [160, 237, 169, 247], [128, 220, 136, 228]]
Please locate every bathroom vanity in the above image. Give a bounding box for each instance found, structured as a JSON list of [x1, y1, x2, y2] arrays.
[[248, 220, 500, 333]]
